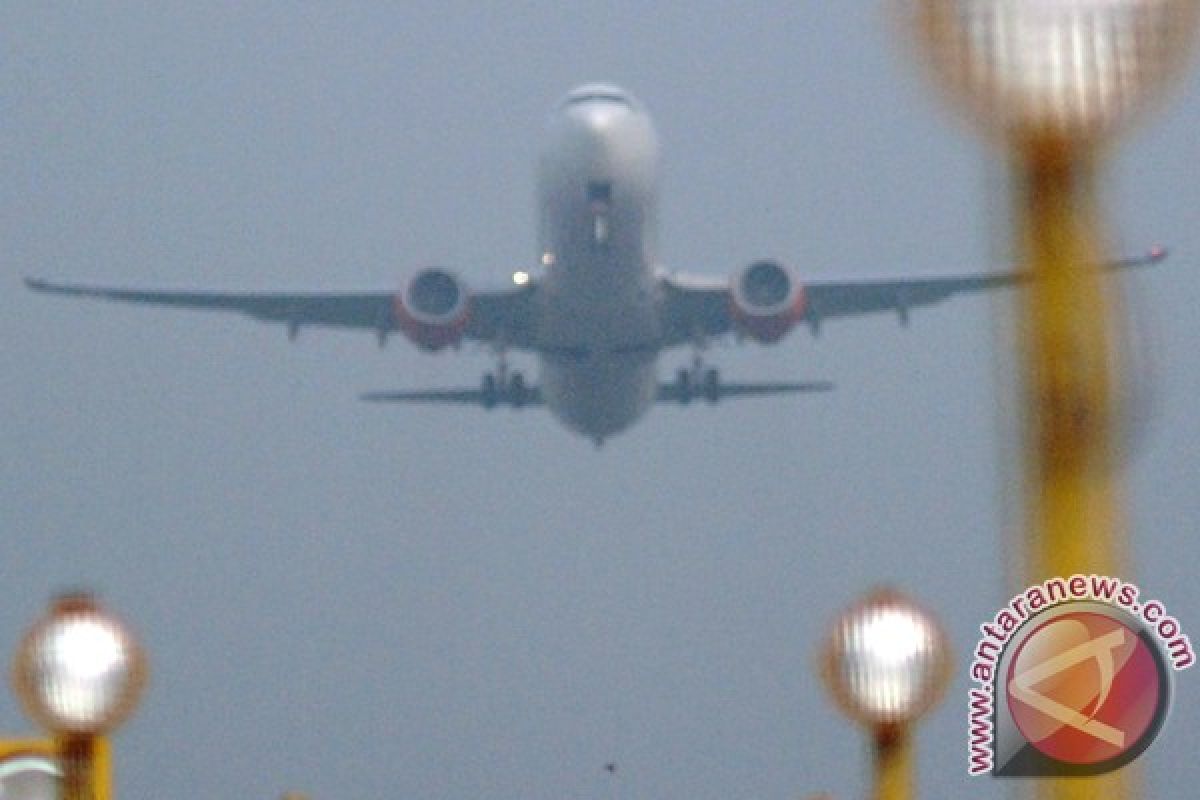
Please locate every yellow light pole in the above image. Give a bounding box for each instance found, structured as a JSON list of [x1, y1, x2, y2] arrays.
[[820, 589, 950, 800], [11, 593, 147, 800], [904, 2, 1198, 796]]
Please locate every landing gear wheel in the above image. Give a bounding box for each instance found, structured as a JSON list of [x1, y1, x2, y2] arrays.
[[510, 371, 528, 409], [481, 373, 498, 409], [702, 368, 720, 404], [675, 368, 693, 405]]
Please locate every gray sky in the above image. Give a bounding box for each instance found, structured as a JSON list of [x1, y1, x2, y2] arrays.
[[3, 4, 1199, 798]]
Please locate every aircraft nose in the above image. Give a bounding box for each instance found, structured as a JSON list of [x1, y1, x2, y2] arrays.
[[562, 100, 634, 158], [540, 85, 658, 194], [548, 99, 656, 182]]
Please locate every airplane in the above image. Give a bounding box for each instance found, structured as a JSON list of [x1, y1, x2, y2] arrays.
[[26, 83, 1164, 445]]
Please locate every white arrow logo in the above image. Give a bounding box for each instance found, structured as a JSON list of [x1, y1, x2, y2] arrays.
[[1008, 628, 1127, 748]]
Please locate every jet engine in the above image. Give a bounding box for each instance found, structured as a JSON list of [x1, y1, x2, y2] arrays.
[[730, 260, 806, 343], [394, 267, 471, 350]]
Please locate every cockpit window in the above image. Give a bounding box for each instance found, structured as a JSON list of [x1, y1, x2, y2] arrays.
[[560, 85, 635, 110], [563, 93, 631, 109]]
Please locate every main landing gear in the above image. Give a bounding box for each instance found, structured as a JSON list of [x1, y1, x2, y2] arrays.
[[674, 354, 721, 405], [480, 352, 530, 409]]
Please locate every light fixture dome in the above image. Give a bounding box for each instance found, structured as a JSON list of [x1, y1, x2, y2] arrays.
[[13, 594, 147, 736], [821, 589, 950, 727]]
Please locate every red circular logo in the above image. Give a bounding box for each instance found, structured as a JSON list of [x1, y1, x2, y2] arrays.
[[1006, 611, 1163, 766]]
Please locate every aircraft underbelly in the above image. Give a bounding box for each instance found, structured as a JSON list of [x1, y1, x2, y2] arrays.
[[537, 266, 659, 438], [542, 292, 656, 346], [541, 353, 656, 438], [538, 239, 659, 342]]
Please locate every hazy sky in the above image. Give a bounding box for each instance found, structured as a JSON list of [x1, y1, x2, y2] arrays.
[[4, 4, 1199, 799]]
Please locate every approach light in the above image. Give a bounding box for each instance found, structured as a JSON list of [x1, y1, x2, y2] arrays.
[[821, 588, 949, 728], [0, 752, 59, 800], [911, 0, 1199, 146], [12, 593, 147, 736], [512, 270, 531, 286]]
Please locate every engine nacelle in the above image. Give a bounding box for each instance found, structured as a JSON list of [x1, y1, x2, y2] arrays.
[[393, 267, 471, 351], [730, 260, 806, 343]]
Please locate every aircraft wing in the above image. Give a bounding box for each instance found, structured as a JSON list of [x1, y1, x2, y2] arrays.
[[360, 380, 830, 408], [361, 387, 544, 407], [655, 379, 834, 403], [23, 277, 538, 348], [658, 247, 1166, 345]]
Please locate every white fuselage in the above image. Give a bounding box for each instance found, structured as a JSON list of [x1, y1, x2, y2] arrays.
[[534, 86, 663, 440]]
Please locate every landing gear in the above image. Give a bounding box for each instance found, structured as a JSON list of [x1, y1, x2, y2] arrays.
[[674, 353, 721, 405], [481, 373, 499, 409], [480, 349, 528, 409], [510, 371, 528, 408], [702, 367, 719, 404], [675, 367, 693, 405]]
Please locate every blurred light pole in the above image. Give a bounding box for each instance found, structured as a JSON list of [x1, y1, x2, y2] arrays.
[[820, 589, 950, 800], [910, 0, 1197, 575], [12, 593, 147, 800], [904, 2, 1198, 796]]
